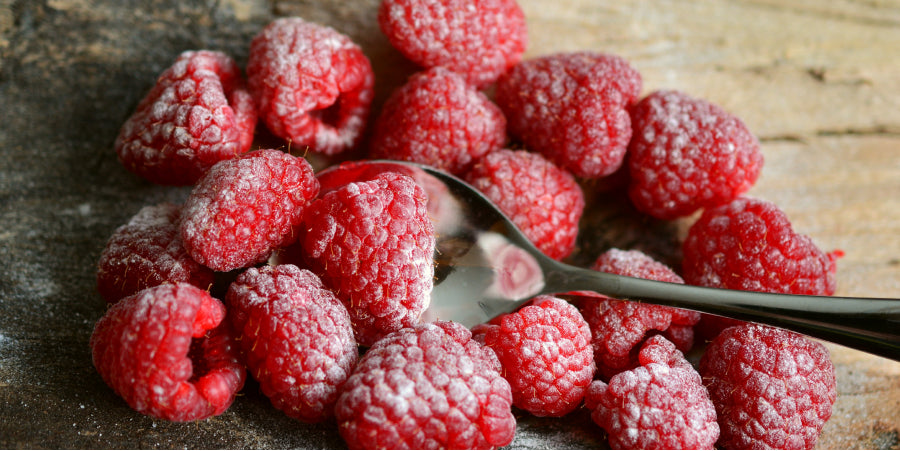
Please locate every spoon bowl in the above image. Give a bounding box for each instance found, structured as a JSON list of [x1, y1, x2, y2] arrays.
[[322, 160, 900, 361]]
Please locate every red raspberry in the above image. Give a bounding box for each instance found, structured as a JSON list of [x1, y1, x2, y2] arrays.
[[313, 160, 462, 236], [89, 283, 245, 422], [247, 17, 374, 156], [378, 0, 527, 88], [369, 67, 507, 176], [579, 248, 700, 380], [179, 149, 319, 272], [699, 324, 836, 449], [464, 149, 585, 260], [627, 90, 764, 219], [335, 321, 515, 449], [300, 172, 435, 347], [585, 335, 719, 450], [115, 50, 256, 186], [480, 296, 595, 417], [682, 196, 841, 295], [494, 52, 642, 178], [225, 264, 357, 423], [96, 203, 214, 303]]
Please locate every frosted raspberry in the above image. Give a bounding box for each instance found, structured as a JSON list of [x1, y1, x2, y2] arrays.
[[313, 159, 460, 235], [300, 172, 435, 346], [96, 203, 214, 303], [464, 149, 584, 260], [699, 324, 836, 449], [378, 0, 527, 88], [627, 90, 764, 219], [480, 296, 595, 417], [585, 335, 719, 450], [179, 149, 319, 272], [369, 67, 507, 175], [682, 196, 841, 295], [579, 248, 700, 380], [115, 50, 256, 186], [225, 264, 357, 423], [335, 321, 515, 449], [89, 283, 245, 422], [247, 17, 374, 156], [494, 52, 642, 178]]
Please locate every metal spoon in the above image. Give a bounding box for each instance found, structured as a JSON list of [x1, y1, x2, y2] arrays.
[[334, 160, 900, 361]]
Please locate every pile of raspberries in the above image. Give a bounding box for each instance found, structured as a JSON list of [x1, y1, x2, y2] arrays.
[[92, 0, 844, 449]]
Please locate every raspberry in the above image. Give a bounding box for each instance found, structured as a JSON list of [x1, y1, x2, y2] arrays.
[[89, 283, 245, 422], [335, 321, 515, 449], [464, 149, 585, 260], [585, 335, 719, 450], [314, 159, 461, 235], [115, 50, 256, 186], [369, 67, 507, 176], [96, 202, 214, 303], [179, 149, 319, 272], [247, 17, 374, 156], [480, 295, 595, 417], [699, 324, 836, 449], [627, 90, 764, 219], [682, 196, 841, 295], [300, 172, 435, 347], [579, 248, 700, 380], [225, 264, 357, 423], [377, 0, 527, 88], [494, 52, 642, 178]]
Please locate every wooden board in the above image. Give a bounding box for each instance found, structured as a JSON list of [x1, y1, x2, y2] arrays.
[[0, 0, 898, 448]]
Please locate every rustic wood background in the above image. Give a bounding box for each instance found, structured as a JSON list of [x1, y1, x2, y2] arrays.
[[1, 0, 898, 448]]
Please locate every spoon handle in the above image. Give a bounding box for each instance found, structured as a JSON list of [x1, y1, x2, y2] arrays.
[[550, 262, 900, 361]]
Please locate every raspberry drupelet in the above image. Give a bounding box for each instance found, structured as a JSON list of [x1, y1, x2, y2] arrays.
[[585, 335, 720, 450], [579, 248, 701, 380], [179, 149, 320, 272], [335, 321, 516, 449], [247, 17, 374, 156], [464, 149, 585, 261], [299, 171, 435, 347], [115, 50, 256, 186], [480, 295, 595, 417], [89, 283, 245, 422], [369, 67, 507, 176], [378, 0, 527, 88], [627, 90, 764, 219], [96, 202, 214, 303], [494, 51, 642, 179], [699, 323, 836, 449], [225, 264, 357, 423]]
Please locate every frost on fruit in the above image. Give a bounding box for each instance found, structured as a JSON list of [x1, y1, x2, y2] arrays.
[[115, 50, 256, 186], [179, 149, 320, 272], [225, 265, 357, 423], [90, 283, 245, 422], [96, 202, 214, 303], [300, 172, 435, 347], [247, 17, 374, 156], [377, 0, 527, 88], [335, 321, 516, 449]]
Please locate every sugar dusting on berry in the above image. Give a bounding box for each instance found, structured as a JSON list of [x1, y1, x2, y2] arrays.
[[378, 0, 527, 88], [300, 172, 435, 347], [247, 17, 374, 156], [180, 149, 319, 272], [336, 321, 515, 449]]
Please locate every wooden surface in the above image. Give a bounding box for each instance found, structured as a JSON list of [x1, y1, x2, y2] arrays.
[[1, 0, 898, 448]]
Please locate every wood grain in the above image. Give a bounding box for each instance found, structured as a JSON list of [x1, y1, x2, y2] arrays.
[[515, 2, 900, 447]]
